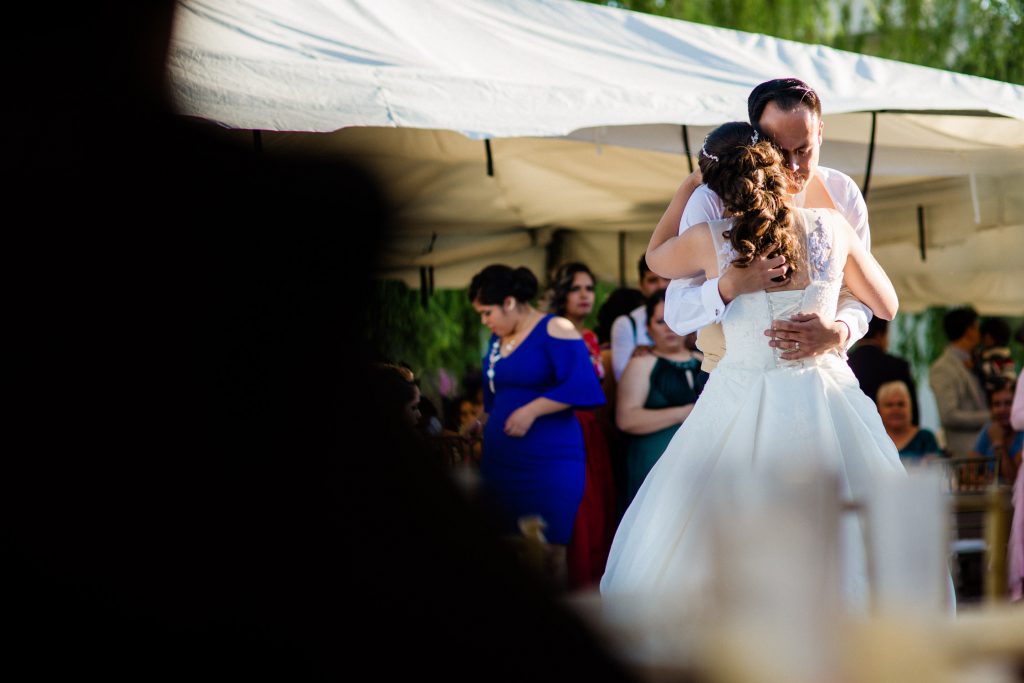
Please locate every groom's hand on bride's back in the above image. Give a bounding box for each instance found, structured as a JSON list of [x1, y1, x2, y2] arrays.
[[717, 245, 789, 304], [766, 312, 849, 360]]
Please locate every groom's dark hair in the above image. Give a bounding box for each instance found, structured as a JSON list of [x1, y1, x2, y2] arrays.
[[748, 78, 822, 125]]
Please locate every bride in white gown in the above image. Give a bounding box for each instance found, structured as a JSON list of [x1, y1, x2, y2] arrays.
[[600, 122, 907, 607]]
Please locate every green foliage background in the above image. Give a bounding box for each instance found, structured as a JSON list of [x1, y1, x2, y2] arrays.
[[586, 0, 1023, 84], [365, 281, 486, 402]]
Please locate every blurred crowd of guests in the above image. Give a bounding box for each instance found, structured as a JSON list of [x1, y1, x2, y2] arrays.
[[380, 278, 1022, 601], [848, 306, 1022, 602], [377, 256, 712, 591], [845, 307, 1022, 479]]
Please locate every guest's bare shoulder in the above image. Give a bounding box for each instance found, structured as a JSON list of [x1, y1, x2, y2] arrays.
[[547, 316, 582, 340]]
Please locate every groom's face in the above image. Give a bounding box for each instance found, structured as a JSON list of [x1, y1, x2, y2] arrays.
[[757, 102, 823, 194]]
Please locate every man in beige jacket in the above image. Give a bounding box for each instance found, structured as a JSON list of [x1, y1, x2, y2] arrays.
[[929, 307, 988, 458]]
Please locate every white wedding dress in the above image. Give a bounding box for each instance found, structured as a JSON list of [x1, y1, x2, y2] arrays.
[[601, 209, 908, 608]]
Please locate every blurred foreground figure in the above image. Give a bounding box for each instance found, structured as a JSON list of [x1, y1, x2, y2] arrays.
[[6, 5, 634, 681]]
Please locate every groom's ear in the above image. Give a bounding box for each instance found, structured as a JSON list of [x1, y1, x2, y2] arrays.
[[816, 116, 824, 144]]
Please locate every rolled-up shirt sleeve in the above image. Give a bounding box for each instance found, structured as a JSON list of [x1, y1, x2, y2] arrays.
[[663, 276, 727, 336], [831, 171, 873, 351], [662, 186, 725, 335], [834, 287, 871, 354], [610, 313, 636, 382]]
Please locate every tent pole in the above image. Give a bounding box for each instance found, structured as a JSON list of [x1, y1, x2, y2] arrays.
[[545, 229, 562, 281], [253, 130, 262, 153], [428, 266, 435, 296], [485, 139, 494, 177], [862, 112, 877, 200], [419, 267, 429, 308], [682, 125, 693, 174], [917, 205, 926, 261], [618, 231, 627, 287]]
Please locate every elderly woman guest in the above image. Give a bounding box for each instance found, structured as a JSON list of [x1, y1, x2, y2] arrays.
[[469, 264, 606, 587], [548, 262, 617, 589], [616, 290, 707, 506], [876, 380, 941, 463]]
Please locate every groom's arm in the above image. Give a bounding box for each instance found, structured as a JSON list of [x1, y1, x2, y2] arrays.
[[647, 175, 730, 336], [833, 182, 872, 351]]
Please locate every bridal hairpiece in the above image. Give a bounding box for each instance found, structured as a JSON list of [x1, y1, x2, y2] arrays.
[[750, 130, 759, 144], [700, 137, 719, 162]]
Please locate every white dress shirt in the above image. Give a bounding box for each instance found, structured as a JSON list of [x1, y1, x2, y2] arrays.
[[610, 305, 652, 382], [663, 166, 872, 349]]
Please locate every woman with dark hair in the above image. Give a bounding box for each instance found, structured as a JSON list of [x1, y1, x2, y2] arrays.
[[469, 264, 605, 587], [549, 262, 603, 378], [602, 122, 913, 609], [548, 262, 616, 589]]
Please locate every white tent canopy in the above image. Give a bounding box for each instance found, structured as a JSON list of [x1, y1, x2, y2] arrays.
[[168, 0, 1024, 314]]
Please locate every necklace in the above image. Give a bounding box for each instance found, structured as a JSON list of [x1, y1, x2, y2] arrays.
[[486, 339, 502, 394], [488, 325, 524, 393]]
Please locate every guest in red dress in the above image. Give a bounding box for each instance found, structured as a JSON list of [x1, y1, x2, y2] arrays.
[[548, 262, 617, 589]]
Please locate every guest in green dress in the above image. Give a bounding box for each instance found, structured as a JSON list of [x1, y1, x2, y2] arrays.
[[877, 380, 942, 463], [615, 291, 707, 506]]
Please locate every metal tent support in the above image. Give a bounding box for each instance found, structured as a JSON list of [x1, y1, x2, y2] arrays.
[[618, 231, 627, 287], [862, 112, 877, 200], [681, 125, 693, 174], [917, 205, 927, 261], [419, 267, 429, 308]]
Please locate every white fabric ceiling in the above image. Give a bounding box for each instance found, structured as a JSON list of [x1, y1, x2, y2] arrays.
[[168, 0, 1024, 314]]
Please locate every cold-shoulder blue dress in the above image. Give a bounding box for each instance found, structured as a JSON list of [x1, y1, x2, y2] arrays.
[[481, 315, 606, 544]]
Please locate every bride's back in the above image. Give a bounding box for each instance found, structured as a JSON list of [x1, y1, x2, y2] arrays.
[[709, 208, 848, 372]]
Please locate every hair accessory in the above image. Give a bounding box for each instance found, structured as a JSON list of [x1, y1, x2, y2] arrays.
[[700, 137, 719, 162], [750, 130, 759, 144]]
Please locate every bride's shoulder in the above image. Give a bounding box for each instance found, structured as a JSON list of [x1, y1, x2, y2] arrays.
[[795, 207, 851, 235], [795, 206, 841, 221]]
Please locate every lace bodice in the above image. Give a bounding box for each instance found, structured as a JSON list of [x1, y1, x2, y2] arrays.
[[710, 209, 843, 371]]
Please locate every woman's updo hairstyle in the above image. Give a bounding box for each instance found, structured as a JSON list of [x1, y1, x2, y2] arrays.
[[698, 121, 800, 273], [468, 264, 538, 305], [549, 262, 595, 317]]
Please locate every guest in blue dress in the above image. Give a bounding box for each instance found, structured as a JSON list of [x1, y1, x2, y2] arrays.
[[469, 265, 606, 586]]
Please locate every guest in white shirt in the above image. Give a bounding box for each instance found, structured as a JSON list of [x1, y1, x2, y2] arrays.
[[609, 256, 669, 381]]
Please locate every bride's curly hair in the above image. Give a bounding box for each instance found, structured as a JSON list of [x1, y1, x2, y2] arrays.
[[698, 122, 801, 274]]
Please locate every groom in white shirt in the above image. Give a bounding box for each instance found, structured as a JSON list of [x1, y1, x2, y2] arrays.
[[647, 78, 872, 370]]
